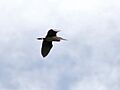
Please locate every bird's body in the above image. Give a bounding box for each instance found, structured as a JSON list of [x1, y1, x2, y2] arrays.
[[37, 29, 66, 57]]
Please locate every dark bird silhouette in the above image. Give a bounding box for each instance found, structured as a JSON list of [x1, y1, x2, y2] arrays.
[[37, 29, 66, 57]]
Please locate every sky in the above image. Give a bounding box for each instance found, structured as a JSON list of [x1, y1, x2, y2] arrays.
[[0, 0, 120, 90]]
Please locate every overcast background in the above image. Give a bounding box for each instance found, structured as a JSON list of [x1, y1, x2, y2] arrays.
[[0, 0, 120, 90]]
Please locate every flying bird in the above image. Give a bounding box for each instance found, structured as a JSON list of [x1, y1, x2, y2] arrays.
[[37, 29, 66, 57]]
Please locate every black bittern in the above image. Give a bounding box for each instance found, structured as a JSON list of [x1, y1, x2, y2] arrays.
[[37, 29, 66, 57]]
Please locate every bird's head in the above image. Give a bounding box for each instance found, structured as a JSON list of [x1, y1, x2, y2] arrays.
[[46, 29, 61, 37], [49, 29, 61, 33]]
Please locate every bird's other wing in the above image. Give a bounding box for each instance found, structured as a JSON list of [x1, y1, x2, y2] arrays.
[[41, 41, 53, 57]]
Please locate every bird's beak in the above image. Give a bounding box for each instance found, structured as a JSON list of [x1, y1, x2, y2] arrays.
[[54, 29, 61, 32]]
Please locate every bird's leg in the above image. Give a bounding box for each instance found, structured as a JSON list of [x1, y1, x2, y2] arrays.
[[50, 36, 67, 41], [58, 37, 67, 41]]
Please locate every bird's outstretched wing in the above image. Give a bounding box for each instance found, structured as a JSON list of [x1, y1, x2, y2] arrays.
[[41, 41, 53, 57]]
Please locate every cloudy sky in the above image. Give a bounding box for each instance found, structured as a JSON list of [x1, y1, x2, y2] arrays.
[[0, 0, 120, 90]]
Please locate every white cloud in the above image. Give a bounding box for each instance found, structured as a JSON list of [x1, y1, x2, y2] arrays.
[[70, 78, 107, 90], [0, 0, 120, 90]]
